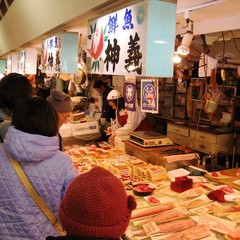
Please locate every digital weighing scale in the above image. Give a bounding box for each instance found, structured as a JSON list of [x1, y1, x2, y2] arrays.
[[129, 130, 174, 148]]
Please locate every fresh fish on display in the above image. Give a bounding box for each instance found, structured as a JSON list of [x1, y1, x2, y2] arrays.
[[131, 203, 174, 220]]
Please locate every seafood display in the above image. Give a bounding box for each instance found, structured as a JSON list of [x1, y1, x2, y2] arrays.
[[63, 144, 240, 240]]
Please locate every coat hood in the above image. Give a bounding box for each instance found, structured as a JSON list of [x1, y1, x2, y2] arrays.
[[4, 126, 59, 163]]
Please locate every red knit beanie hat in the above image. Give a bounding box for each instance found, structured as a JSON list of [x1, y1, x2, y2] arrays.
[[59, 167, 137, 238]]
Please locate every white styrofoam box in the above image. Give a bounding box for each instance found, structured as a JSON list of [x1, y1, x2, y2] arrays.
[[59, 123, 72, 138], [71, 96, 85, 106], [114, 135, 129, 152], [167, 168, 190, 180], [71, 121, 99, 137]]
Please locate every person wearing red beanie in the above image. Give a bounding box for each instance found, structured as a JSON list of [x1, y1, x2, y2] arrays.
[[46, 166, 137, 240]]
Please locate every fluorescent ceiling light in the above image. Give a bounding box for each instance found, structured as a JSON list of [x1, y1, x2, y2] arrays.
[[154, 40, 167, 44]]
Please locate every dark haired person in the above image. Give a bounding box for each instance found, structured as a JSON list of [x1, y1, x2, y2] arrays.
[[0, 97, 78, 239], [0, 73, 33, 142], [93, 79, 115, 141]]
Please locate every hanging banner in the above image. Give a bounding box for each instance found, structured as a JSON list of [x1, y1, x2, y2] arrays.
[[124, 82, 136, 111], [18, 48, 38, 74], [7, 53, 18, 74], [87, 0, 176, 77], [41, 32, 78, 74], [141, 79, 158, 113], [18, 50, 26, 74], [0, 60, 6, 73]]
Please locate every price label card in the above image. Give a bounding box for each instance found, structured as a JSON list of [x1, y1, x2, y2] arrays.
[[199, 219, 217, 228], [143, 222, 160, 235]]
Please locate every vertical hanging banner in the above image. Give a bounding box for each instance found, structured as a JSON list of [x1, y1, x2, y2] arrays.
[[124, 82, 136, 111], [141, 79, 158, 113], [41, 33, 78, 74], [18, 50, 26, 74], [0, 60, 6, 73], [87, 0, 176, 77], [18, 48, 38, 74], [7, 53, 18, 74]]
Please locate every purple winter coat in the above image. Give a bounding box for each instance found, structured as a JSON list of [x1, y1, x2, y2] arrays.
[[0, 126, 78, 240]]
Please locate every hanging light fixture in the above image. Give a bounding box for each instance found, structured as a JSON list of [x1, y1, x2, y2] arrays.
[[177, 11, 194, 56], [173, 51, 182, 64], [177, 30, 194, 56]]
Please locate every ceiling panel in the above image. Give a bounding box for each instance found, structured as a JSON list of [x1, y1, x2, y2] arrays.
[[176, 0, 240, 36]]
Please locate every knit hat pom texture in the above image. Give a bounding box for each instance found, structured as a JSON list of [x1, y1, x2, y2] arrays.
[[59, 167, 136, 238], [47, 89, 72, 112]]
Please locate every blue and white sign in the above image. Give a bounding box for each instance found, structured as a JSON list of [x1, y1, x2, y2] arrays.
[[87, 0, 176, 77], [7, 53, 18, 74], [124, 82, 136, 111], [141, 79, 158, 113], [41, 33, 78, 74], [18, 48, 38, 75]]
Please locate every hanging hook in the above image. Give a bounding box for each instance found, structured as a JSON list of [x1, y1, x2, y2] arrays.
[[182, 10, 193, 32]]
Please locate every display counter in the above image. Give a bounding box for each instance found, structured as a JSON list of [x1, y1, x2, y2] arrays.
[[60, 120, 100, 145], [124, 140, 199, 170], [63, 142, 240, 240], [205, 168, 240, 191]]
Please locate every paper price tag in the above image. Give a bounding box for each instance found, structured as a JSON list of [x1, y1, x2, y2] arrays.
[[199, 219, 217, 228], [176, 207, 191, 216], [143, 222, 160, 235]]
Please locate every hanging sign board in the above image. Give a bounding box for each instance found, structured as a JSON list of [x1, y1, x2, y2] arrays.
[[7, 53, 18, 74], [87, 0, 176, 77], [18, 48, 38, 74], [41, 32, 78, 74], [0, 60, 6, 73], [141, 79, 159, 113], [124, 82, 136, 111]]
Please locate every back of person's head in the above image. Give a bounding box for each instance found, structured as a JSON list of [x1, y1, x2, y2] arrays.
[[36, 88, 50, 99], [59, 166, 137, 239], [93, 79, 106, 89], [0, 73, 33, 112], [12, 96, 58, 137], [47, 89, 72, 113]]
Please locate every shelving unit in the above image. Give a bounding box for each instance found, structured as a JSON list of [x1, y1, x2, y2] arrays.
[[190, 77, 237, 127], [159, 78, 174, 117], [174, 79, 188, 119]]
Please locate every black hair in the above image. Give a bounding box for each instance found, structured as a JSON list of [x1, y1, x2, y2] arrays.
[[12, 96, 58, 137], [36, 88, 50, 99], [93, 79, 107, 89], [109, 97, 125, 111], [0, 73, 33, 113]]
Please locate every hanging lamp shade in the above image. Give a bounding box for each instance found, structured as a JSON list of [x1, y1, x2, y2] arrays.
[[177, 31, 194, 56], [173, 52, 182, 64]]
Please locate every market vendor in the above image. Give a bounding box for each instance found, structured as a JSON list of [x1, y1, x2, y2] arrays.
[[106, 89, 152, 144], [93, 79, 116, 125], [93, 79, 116, 142]]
